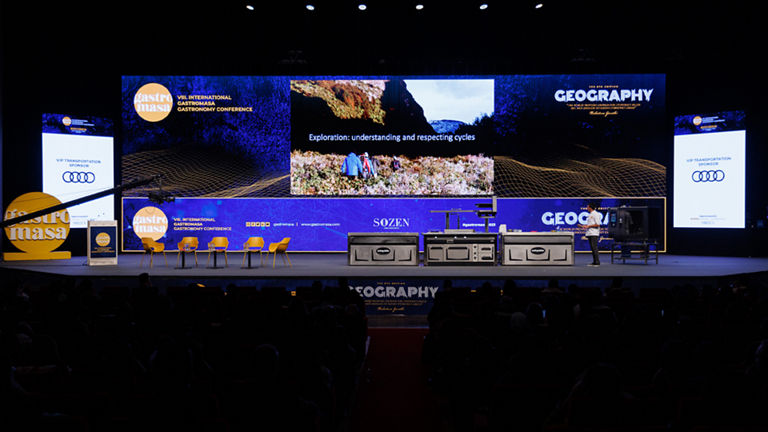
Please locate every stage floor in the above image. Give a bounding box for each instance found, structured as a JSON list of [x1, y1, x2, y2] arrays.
[[2, 252, 767, 280]]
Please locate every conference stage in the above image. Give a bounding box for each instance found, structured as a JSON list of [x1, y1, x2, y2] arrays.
[[2, 252, 766, 280]]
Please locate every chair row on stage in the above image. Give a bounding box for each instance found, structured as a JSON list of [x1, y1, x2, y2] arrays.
[[139, 236, 291, 269]]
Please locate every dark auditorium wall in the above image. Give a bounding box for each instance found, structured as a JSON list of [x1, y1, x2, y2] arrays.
[[0, 15, 119, 254], [2, 1, 766, 256], [1, 10, 3, 249]]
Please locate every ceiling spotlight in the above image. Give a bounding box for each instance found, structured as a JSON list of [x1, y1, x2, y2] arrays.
[[358, 3, 367, 10], [535, 3, 543, 9], [479, 3, 489, 10], [416, 4, 424, 10], [245, 4, 254, 11], [306, 4, 315, 10]]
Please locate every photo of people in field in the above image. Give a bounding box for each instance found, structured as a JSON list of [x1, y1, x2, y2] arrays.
[[290, 79, 495, 196]]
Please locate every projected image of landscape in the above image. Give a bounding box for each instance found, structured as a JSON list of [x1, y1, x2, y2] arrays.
[[290, 79, 495, 195]]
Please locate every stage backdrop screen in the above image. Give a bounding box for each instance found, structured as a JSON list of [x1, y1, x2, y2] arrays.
[[121, 74, 666, 251], [673, 111, 745, 228], [42, 113, 114, 229]]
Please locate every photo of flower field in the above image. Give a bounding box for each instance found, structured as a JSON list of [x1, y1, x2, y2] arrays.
[[291, 150, 493, 195]]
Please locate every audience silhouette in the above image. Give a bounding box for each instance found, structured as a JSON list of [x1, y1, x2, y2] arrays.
[[3, 269, 768, 431]]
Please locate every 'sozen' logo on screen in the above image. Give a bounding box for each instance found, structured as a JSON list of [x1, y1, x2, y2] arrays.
[[134, 83, 173, 122], [133, 206, 168, 241]]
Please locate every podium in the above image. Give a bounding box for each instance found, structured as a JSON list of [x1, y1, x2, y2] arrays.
[[87, 220, 118, 266]]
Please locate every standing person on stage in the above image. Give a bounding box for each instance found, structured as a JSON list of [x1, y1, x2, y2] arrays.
[[341, 152, 363, 178], [579, 203, 602, 267]]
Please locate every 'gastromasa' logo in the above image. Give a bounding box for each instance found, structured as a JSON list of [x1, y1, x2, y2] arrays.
[[95, 232, 111, 247], [134, 83, 173, 122], [3, 192, 70, 253], [132, 206, 168, 241]]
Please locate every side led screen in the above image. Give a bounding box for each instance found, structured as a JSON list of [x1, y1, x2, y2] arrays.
[[673, 111, 745, 228], [42, 113, 114, 228]]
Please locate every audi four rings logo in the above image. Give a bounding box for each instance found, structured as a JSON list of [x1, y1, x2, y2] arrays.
[[692, 170, 725, 182], [62, 171, 96, 183]]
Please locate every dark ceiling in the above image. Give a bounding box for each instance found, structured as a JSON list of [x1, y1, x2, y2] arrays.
[[0, 0, 761, 120], [0, 1, 764, 256], [1, 0, 759, 75]]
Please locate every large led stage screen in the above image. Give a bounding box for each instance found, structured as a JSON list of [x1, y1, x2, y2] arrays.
[[121, 74, 666, 252]]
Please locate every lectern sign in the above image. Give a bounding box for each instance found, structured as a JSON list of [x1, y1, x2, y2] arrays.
[[87, 220, 118, 265], [3, 192, 72, 260]]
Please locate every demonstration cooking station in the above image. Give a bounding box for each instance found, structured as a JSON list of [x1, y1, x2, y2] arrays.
[[347, 232, 420, 266], [499, 231, 575, 265], [423, 197, 498, 266]]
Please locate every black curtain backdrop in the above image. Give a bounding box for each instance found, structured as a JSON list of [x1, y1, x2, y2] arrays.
[[2, 1, 765, 256]]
